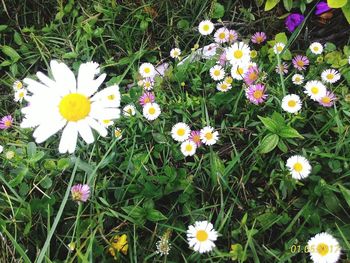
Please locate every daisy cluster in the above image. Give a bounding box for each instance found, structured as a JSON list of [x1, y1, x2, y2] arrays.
[[171, 123, 219, 156]]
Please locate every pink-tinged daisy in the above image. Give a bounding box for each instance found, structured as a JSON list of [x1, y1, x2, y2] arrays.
[[245, 84, 267, 105], [251, 32, 266, 44], [243, 65, 259, 85], [0, 115, 13, 130], [71, 184, 90, 203], [189, 130, 202, 147], [139, 92, 155, 106], [214, 27, 229, 43], [318, 91, 336, 107], [292, 55, 309, 71], [275, 62, 289, 75], [217, 51, 227, 66], [228, 30, 238, 43]]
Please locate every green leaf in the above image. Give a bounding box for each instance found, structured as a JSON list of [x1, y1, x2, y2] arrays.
[[259, 134, 279, 154], [177, 19, 189, 30], [342, 1, 350, 23], [277, 140, 288, 153], [272, 112, 285, 124], [258, 116, 279, 133], [146, 209, 167, 222], [275, 32, 288, 44], [57, 158, 71, 170], [283, 0, 293, 11], [339, 185, 350, 208], [40, 177, 53, 189], [278, 126, 304, 139], [265, 0, 280, 11], [327, 0, 347, 8], [212, 3, 225, 18], [27, 142, 37, 158], [0, 25, 7, 32], [152, 133, 167, 144], [2, 45, 21, 62], [14, 31, 23, 45]]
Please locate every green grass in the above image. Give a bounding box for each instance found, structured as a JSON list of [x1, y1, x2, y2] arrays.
[[1, 0, 350, 262]]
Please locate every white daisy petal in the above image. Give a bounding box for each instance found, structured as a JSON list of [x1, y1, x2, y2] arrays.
[[33, 119, 66, 144], [59, 122, 78, 154], [86, 117, 108, 137], [50, 60, 76, 93], [77, 120, 94, 144]]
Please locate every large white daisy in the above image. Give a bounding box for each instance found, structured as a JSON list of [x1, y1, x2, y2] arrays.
[[304, 80, 327, 101], [21, 60, 121, 154], [286, 155, 311, 180], [187, 221, 218, 254], [226, 42, 251, 65], [171, 122, 191, 142], [307, 232, 341, 263]]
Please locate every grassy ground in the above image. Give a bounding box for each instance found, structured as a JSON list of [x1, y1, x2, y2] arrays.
[[1, 0, 350, 262]]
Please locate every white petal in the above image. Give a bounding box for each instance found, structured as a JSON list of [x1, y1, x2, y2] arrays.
[[77, 120, 94, 144], [86, 117, 108, 137], [77, 62, 103, 96], [59, 122, 78, 154], [50, 60, 76, 94], [33, 119, 66, 144]]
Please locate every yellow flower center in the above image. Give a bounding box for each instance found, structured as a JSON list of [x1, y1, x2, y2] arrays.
[[196, 230, 208, 242], [59, 93, 91, 122], [108, 94, 115, 100], [225, 77, 233, 84], [148, 107, 156, 115], [313, 46, 319, 51], [293, 162, 303, 172], [177, 128, 185, 136], [145, 82, 151, 88], [253, 90, 263, 99], [288, 100, 296, 107], [248, 72, 258, 81], [16, 82, 23, 89], [321, 97, 331, 103], [114, 130, 121, 137], [233, 50, 243, 59], [214, 69, 221, 76], [4, 120, 12, 127], [277, 46, 283, 52], [295, 77, 301, 82], [317, 243, 329, 256], [127, 108, 133, 115], [220, 84, 228, 90], [250, 50, 257, 58], [185, 144, 193, 152], [203, 24, 210, 31], [144, 67, 151, 74], [19, 92, 25, 98], [192, 135, 201, 143], [72, 191, 82, 201], [103, 120, 110, 124], [144, 97, 151, 103], [218, 32, 226, 39], [236, 67, 244, 75], [256, 36, 263, 43], [311, 87, 319, 94], [205, 132, 213, 140], [326, 74, 334, 80], [296, 60, 304, 67]]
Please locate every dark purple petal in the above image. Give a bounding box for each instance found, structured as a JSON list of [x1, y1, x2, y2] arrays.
[[315, 1, 331, 15], [285, 13, 305, 32]]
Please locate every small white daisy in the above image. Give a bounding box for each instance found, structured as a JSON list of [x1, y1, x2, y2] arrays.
[[200, 126, 219, 146], [216, 81, 232, 92], [286, 155, 311, 180], [230, 63, 249, 80], [321, 69, 341, 84], [292, 74, 304, 85], [13, 80, 23, 90], [142, 78, 154, 91], [214, 27, 229, 43], [181, 140, 197, 156], [209, 65, 225, 81], [123, 104, 136, 116], [170, 48, 181, 59], [143, 102, 161, 121], [114, 127, 122, 140], [186, 221, 218, 254], [307, 232, 341, 263], [281, 94, 302, 114], [226, 42, 251, 65], [198, 20, 214, 35], [273, 42, 285, 55], [309, 42, 323, 55], [171, 122, 191, 142], [304, 80, 327, 101], [139, 63, 155, 78], [14, 89, 27, 102]]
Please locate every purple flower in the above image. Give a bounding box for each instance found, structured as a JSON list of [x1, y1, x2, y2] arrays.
[[318, 91, 336, 107], [189, 130, 202, 147], [275, 62, 289, 75], [315, 1, 331, 15], [251, 32, 267, 44], [244, 66, 259, 85], [285, 13, 305, 32], [139, 92, 155, 106], [0, 115, 13, 130], [218, 51, 227, 66], [245, 84, 267, 105], [71, 184, 90, 203], [292, 55, 309, 71]]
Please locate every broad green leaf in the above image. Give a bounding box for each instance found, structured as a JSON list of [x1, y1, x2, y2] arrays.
[[278, 126, 304, 139], [258, 116, 279, 133], [265, 0, 280, 11], [272, 112, 285, 125], [146, 209, 167, 221], [275, 32, 288, 44], [212, 3, 225, 18], [339, 185, 350, 208], [327, 0, 347, 8], [283, 0, 293, 11], [0, 25, 7, 31], [342, 1, 350, 23], [259, 134, 279, 154], [2, 45, 21, 62]]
